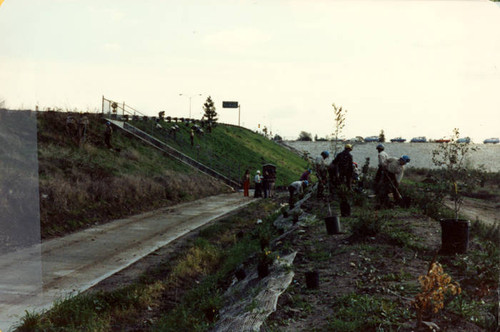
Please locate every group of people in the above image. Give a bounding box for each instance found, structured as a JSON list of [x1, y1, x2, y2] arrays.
[[242, 169, 274, 198], [287, 143, 411, 208], [317, 143, 410, 207], [65, 114, 90, 146], [244, 143, 411, 209]]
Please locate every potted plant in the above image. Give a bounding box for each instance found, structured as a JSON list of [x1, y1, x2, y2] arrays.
[[338, 184, 351, 217], [432, 128, 481, 254], [280, 205, 289, 218], [292, 210, 302, 224], [305, 269, 320, 289], [257, 249, 275, 279]]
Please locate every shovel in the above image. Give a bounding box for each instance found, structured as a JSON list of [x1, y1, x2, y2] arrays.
[[384, 173, 410, 207]]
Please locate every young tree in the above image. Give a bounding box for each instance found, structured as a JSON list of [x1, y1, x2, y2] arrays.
[[379, 129, 385, 143], [331, 103, 347, 156], [203, 96, 218, 132], [431, 128, 480, 220], [297, 131, 312, 141]]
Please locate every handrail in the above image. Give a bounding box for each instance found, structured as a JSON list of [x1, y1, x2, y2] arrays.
[[102, 96, 148, 118], [110, 120, 240, 190]]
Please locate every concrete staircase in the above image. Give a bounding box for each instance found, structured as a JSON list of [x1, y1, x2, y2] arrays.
[[107, 119, 241, 190]]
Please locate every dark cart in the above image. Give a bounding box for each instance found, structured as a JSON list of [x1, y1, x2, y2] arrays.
[[262, 164, 276, 198]]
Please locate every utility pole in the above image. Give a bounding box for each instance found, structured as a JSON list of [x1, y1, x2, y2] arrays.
[[179, 93, 202, 118]]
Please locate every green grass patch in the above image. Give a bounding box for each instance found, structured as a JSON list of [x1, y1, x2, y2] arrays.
[[130, 120, 308, 186], [328, 293, 412, 331]]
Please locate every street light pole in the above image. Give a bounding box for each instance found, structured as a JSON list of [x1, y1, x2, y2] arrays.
[[179, 93, 202, 118]]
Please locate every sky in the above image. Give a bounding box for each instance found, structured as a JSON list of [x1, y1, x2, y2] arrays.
[[1, 0, 499, 142]]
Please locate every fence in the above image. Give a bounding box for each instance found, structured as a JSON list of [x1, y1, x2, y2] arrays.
[[102, 96, 146, 119]]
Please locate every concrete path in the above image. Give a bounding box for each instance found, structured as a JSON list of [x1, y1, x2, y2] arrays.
[[0, 193, 254, 331]]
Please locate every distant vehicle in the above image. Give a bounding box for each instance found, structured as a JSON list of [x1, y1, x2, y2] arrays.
[[483, 137, 499, 144], [390, 137, 406, 143], [435, 138, 450, 143], [457, 137, 471, 144], [364, 136, 379, 142], [410, 136, 427, 143], [347, 137, 364, 143]]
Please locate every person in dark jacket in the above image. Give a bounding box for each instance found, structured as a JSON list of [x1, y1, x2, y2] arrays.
[[104, 121, 113, 149], [300, 169, 311, 182], [332, 144, 353, 189]]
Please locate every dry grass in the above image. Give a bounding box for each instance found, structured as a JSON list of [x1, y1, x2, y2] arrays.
[[170, 243, 222, 280], [31, 110, 232, 238]]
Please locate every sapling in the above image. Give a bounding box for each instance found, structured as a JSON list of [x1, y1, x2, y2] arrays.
[[331, 103, 347, 157], [431, 128, 480, 221]]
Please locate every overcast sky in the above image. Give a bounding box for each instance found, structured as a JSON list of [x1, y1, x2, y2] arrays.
[[1, 0, 499, 141]]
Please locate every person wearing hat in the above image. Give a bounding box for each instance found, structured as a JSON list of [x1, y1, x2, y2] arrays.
[[254, 170, 262, 198], [315, 151, 329, 198], [288, 180, 308, 208], [374, 144, 389, 194], [378, 155, 411, 207], [332, 144, 354, 189]]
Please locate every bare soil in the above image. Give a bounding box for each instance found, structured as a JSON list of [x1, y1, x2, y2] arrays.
[[263, 197, 497, 331], [445, 197, 500, 227]]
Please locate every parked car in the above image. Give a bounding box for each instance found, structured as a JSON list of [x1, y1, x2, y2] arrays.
[[410, 136, 427, 143], [364, 136, 379, 142], [390, 137, 406, 143], [483, 138, 499, 144]]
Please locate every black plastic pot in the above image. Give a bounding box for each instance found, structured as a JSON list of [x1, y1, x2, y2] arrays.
[[324, 216, 341, 235], [235, 268, 246, 281], [305, 271, 319, 289], [257, 262, 270, 279], [440, 219, 470, 255], [340, 200, 351, 217]]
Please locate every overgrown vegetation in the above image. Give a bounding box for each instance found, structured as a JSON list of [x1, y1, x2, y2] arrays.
[[35, 110, 230, 239]]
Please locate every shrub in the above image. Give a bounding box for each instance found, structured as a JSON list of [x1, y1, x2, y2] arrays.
[[350, 211, 385, 237]]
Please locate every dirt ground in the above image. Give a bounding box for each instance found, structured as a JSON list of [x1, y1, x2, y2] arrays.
[[445, 197, 500, 227], [262, 196, 497, 331]]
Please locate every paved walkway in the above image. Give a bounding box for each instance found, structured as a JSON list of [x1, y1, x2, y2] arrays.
[[0, 193, 254, 331]]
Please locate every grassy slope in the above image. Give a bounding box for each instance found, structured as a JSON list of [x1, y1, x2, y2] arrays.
[[35, 111, 306, 239], [129, 120, 307, 186]]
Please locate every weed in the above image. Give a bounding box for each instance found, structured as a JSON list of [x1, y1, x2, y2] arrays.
[[350, 211, 385, 237], [329, 293, 411, 331], [449, 295, 498, 330]]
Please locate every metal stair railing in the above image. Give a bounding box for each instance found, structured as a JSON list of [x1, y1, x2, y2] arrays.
[[130, 120, 244, 185], [108, 119, 240, 189]]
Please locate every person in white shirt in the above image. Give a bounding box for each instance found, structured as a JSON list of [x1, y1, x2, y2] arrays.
[[378, 155, 410, 207], [288, 180, 308, 208], [254, 170, 262, 198], [314, 151, 329, 198]]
